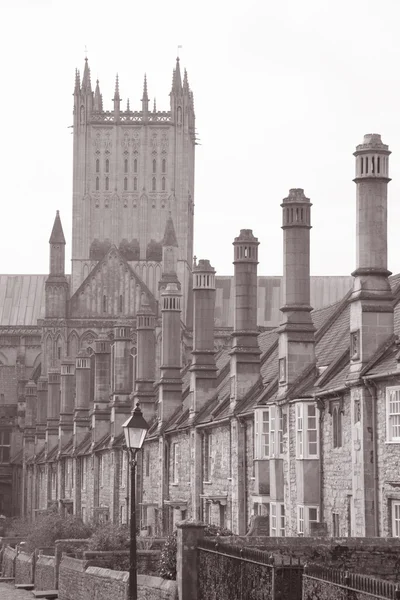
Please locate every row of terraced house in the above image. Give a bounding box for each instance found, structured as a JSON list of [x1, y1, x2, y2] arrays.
[[0, 58, 399, 541]]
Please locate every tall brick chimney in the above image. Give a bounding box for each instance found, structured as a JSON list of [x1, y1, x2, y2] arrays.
[[35, 376, 48, 455], [92, 334, 112, 444], [46, 369, 60, 454], [59, 358, 75, 451], [157, 282, 182, 426], [348, 133, 393, 379], [229, 230, 261, 409], [110, 323, 134, 439], [278, 189, 315, 396], [189, 259, 217, 420], [74, 349, 91, 449], [133, 296, 156, 423]]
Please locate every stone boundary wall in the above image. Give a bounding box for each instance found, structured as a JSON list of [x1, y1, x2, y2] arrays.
[[35, 554, 56, 591], [84, 566, 128, 600], [58, 556, 89, 600], [83, 549, 161, 575], [1, 545, 17, 577], [15, 550, 33, 584], [216, 536, 400, 581], [54, 539, 89, 588], [58, 556, 177, 600]]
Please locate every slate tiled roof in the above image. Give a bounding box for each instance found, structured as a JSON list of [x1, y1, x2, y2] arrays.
[[0, 275, 49, 326], [46, 445, 59, 462], [60, 438, 74, 457], [75, 433, 92, 456], [93, 434, 111, 452]]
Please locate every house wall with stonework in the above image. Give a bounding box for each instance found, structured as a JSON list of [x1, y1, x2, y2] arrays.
[[374, 379, 400, 537], [320, 393, 353, 537]]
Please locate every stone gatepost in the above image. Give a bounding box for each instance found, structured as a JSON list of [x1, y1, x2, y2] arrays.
[[176, 521, 205, 600]]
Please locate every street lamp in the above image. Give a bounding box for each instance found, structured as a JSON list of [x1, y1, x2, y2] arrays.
[[122, 402, 149, 600]]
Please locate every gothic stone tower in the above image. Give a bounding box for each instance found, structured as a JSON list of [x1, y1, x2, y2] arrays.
[[72, 58, 195, 323]]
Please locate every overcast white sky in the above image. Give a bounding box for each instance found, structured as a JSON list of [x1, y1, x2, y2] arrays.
[[1, 0, 400, 277]]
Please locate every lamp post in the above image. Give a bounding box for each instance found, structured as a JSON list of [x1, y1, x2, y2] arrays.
[[122, 402, 149, 600]]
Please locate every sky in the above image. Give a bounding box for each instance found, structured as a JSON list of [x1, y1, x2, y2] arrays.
[[1, 0, 400, 277]]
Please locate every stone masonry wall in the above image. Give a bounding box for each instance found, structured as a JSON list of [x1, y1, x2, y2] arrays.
[[200, 424, 230, 528], [1, 545, 17, 577], [15, 550, 33, 584], [58, 556, 89, 600], [58, 556, 177, 600], [35, 554, 56, 591], [84, 566, 127, 600], [321, 392, 353, 536], [375, 379, 400, 537], [218, 536, 400, 581]]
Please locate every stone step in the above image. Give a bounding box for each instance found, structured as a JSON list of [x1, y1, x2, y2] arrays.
[[32, 592, 58, 599], [15, 583, 34, 590]]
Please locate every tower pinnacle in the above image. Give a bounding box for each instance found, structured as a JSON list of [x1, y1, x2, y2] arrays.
[[94, 79, 102, 112], [49, 211, 66, 245], [141, 74, 149, 113], [74, 69, 81, 95], [81, 58, 92, 93]]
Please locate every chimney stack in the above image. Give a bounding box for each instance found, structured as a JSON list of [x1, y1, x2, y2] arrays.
[[189, 259, 217, 420], [229, 230, 261, 409], [278, 189, 315, 396]]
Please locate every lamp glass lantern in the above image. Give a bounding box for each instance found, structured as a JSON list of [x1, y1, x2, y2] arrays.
[[122, 403, 149, 451]]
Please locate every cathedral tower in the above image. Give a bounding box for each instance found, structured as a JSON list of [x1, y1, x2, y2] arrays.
[[71, 58, 195, 323]]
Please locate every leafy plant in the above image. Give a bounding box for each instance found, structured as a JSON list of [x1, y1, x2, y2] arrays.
[[87, 522, 130, 551], [23, 509, 93, 551]]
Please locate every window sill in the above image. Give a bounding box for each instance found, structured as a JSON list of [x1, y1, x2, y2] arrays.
[[385, 440, 400, 444], [295, 456, 319, 460], [171, 482, 179, 486], [203, 481, 212, 485]]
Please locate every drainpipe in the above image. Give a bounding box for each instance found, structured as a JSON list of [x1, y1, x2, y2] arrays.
[[316, 398, 324, 526], [363, 378, 379, 537]]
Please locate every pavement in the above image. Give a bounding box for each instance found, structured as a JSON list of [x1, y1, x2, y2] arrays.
[[0, 583, 34, 599]]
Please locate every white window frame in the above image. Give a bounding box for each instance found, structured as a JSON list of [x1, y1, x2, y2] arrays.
[[270, 502, 277, 536], [298, 505, 319, 536], [392, 501, 400, 537], [270, 502, 285, 537], [295, 402, 319, 459], [254, 408, 270, 459], [386, 387, 400, 443]]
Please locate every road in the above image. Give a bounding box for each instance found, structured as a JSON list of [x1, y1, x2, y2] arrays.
[[0, 583, 34, 599]]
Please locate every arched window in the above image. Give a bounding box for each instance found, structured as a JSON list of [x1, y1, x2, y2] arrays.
[[105, 177, 109, 191], [119, 295, 123, 313], [153, 159, 156, 174], [152, 177, 156, 191], [162, 177, 166, 191], [96, 177, 99, 191], [162, 158, 166, 173], [103, 295, 107, 313], [124, 177, 127, 191], [134, 177, 137, 191], [96, 158, 100, 173], [134, 158, 137, 173], [105, 159, 109, 173], [80, 105, 85, 124], [124, 158, 128, 173]]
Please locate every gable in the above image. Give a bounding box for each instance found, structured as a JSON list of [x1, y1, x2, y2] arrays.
[[69, 247, 157, 318]]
